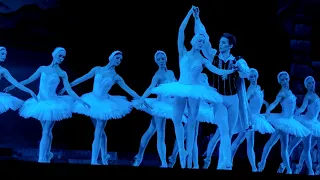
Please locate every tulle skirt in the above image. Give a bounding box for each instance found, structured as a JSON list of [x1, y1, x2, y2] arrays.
[[151, 82, 222, 103], [196, 101, 215, 124], [252, 114, 275, 134], [132, 97, 188, 123], [0, 92, 24, 114], [266, 113, 311, 137], [19, 95, 74, 121], [295, 115, 320, 137], [73, 92, 132, 121]]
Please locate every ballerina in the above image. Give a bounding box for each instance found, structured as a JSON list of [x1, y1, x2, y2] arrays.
[[168, 73, 215, 169], [4, 47, 89, 163], [151, 6, 234, 168], [0, 46, 37, 114], [59, 50, 145, 165], [256, 71, 311, 174], [192, 7, 252, 170], [277, 76, 320, 175], [131, 50, 178, 168], [227, 68, 275, 172]]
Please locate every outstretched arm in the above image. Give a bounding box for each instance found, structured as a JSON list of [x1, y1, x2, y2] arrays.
[[70, 67, 98, 87], [2, 68, 36, 96], [295, 96, 309, 115], [178, 7, 194, 58], [193, 8, 217, 62], [61, 71, 87, 105], [266, 93, 283, 113], [140, 75, 160, 99], [116, 75, 140, 99], [59, 67, 98, 94], [203, 59, 234, 76]]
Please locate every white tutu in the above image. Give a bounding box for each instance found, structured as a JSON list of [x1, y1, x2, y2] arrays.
[[151, 82, 222, 103], [19, 95, 74, 121], [73, 93, 132, 120], [252, 114, 275, 134], [132, 98, 187, 123], [295, 115, 320, 137], [266, 113, 311, 137], [197, 101, 215, 124], [0, 92, 23, 113]]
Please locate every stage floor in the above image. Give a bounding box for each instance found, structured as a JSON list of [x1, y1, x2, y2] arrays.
[[0, 147, 318, 178]]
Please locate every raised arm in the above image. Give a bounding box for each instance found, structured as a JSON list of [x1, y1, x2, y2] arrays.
[[203, 59, 234, 76], [193, 7, 217, 62], [140, 75, 161, 100], [4, 66, 44, 92], [236, 58, 250, 78], [295, 95, 309, 115], [59, 67, 98, 94], [2, 68, 37, 98], [70, 67, 98, 87], [61, 71, 89, 107], [266, 93, 283, 114], [116, 75, 140, 99], [178, 7, 194, 58]]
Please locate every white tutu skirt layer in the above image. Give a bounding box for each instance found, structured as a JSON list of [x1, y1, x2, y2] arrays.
[[151, 82, 223, 103], [252, 114, 275, 134], [266, 113, 311, 137], [0, 92, 23, 114], [196, 101, 215, 124], [19, 95, 74, 121], [132, 98, 188, 123], [73, 93, 132, 121], [295, 116, 320, 137]]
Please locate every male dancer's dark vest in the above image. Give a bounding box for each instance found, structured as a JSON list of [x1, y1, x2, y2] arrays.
[[212, 55, 242, 96]]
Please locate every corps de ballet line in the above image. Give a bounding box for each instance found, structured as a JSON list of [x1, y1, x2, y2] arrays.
[[0, 6, 319, 175]]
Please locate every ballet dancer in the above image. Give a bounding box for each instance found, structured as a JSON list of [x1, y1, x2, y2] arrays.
[[168, 73, 215, 169], [4, 47, 89, 163], [151, 6, 234, 168], [277, 76, 320, 175], [59, 50, 145, 165], [228, 68, 275, 172], [131, 50, 178, 168], [256, 71, 311, 174], [0, 46, 37, 113], [193, 7, 251, 170]]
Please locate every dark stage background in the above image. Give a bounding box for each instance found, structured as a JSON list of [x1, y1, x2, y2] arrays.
[[0, 0, 291, 160]]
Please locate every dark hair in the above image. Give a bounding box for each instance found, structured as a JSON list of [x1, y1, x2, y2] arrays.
[[221, 33, 237, 47]]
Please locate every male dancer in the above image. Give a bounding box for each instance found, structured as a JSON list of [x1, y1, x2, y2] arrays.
[[192, 7, 251, 170]]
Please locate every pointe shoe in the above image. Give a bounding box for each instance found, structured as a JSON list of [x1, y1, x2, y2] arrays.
[[160, 163, 168, 168], [315, 165, 320, 175], [132, 155, 142, 167], [168, 155, 177, 168], [294, 164, 302, 174], [47, 152, 54, 162], [277, 163, 285, 173], [193, 164, 199, 169], [217, 161, 232, 170], [203, 157, 211, 169], [102, 154, 110, 165], [179, 151, 188, 169], [91, 162, 100, 165], [257, 161, 266, 172]]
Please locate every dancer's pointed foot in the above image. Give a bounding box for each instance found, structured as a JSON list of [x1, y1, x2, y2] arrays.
[[168, 155, 177, 168], [277, 163, 285, 173], [160, 163, 168, 168], [133, 155, 142, 167], [91, 162, 100, 165], [193, 164, 199, 169], [217, 161, 232, 170], [257, 161, 266, 172], [294, 164, 302, 174], [179, 151, 187, 169], [102, 153, 110, 165], [315, 164, 320, 175], [203, 157, 211, 169], [47, 152, 54, 162]]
